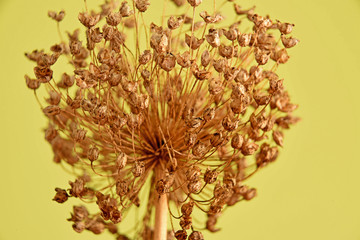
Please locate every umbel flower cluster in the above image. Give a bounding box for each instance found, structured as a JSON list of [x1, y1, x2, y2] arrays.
[[25, 0, 299, 239]]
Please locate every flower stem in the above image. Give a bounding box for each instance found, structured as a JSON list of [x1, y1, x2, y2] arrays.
[[154, 167, 168, 240]]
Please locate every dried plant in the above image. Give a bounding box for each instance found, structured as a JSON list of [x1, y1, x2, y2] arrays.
[[25, 0, 299, 239]]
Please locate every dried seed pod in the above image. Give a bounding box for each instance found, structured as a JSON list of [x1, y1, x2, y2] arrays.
[[47, 90, 61, 105], [48, 10, 65, 22], [186, 166, 201, 182], [203, 107, 215, 121], [78, 12, 100, 28], [87, 147, 99, 162], [255, 49, 270, 65], [181, 201, 194, 216], [188, 231, 204, 240], [116, 152, 128, 169], [281, 34, 299, 48], [132, 161, 145, 177], [180, 215, 192, 230], [168, 16, 184, 30], [222, 116, 239, 131], [106, 12, 122, 26], [210, 132, 224, 147], [237, 33, 252, 47], [34, 66, 53, 83], [223, 27, 238, 41], [187, 0, 202, 7], [71, 128, 87, 142], [158, 53, 176, 72], [25, 75, 40, 90], [72, 221, 86, 233], [206, 29, 221, 48], [244, 188, 257, 200], [219, 44, 235, 59], [208, 79, 223, 95], [234, 4, 255, 16], [192, 141, 208, 158], [139, 50, 152, 65], [277, 21, 294, 34], [45, 125, 58, 142], [213, 58, 227, 73], [53, 188, 69, 203], [199, 11, 223, 24], [192, 65, 211, 80], [175, 230, 187, 240], [116, 180, 129, 196], [241, 140, 258, 156], [135, 0, 150, 12], [177, 51, 192, 68], [120, 1, 134, 17], [272, 130, 284, 146], [43, 105, 61, 116], [231, 133, 244, 149], [185, 117, 203, 128], [271, 48, 289, 64], [201, 50, 211, 67], [204, 168, 218, 184], [184, 131, 197, 147], [185, 34, 204, 50]]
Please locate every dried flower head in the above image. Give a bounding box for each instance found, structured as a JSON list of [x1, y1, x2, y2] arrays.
[[25, 0, 299, 239]]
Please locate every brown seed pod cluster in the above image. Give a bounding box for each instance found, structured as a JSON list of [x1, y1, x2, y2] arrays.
[[25, 0, 299, 239]]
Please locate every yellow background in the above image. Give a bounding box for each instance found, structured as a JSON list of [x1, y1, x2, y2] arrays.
[[1, 0, 360, 239]]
